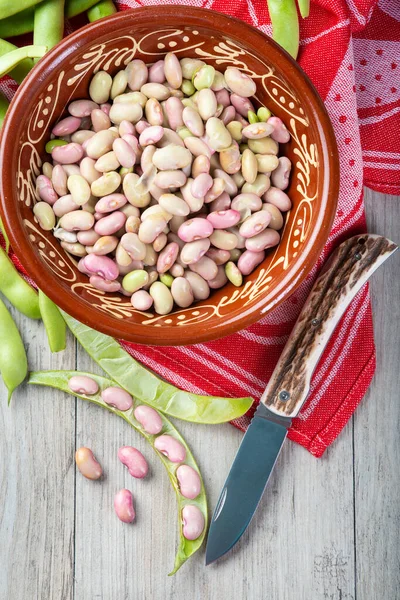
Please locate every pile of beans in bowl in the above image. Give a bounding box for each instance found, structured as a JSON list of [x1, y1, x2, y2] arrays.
[[34, 53, 292, 315]]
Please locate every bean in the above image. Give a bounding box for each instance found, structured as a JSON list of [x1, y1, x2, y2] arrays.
[[52, 142, 83, 164], [151, 232, 166, 253], [231, 193, 262, 220], [242, 173, 271, 197], [175, 465, 201, 500], [179, 57, 204, 80], [141, 205, 171, 222], [208, 265, 228, 289], [89, 109, 110, 135], [206, 247, 231, 265], [180, 239, 210, 265], [193, 65, 215, 90], [149, 281, 173, 315], [245, 228, 280, 252], [213, 88, 229, 108], [114, 91, 147, 109], [148, 59, 165, 83], [90, 275, 121, 292], [247, 110, 259, 124], [153, 170, 186, 190], [118, 446, 148, 479], [226, 120, 243, 142], [128, 288, 152, 310], [191, 155, 210, 179], [60, 241, 86, 257], [209, 191, 231, 212], [68, 99, 98, 117], [159, 273, 173, 287], [140, 144, 156, 173], [86, 130, 116, 159], [36, 174, 58, 205], [95, 193, 127, 213], [195, 88, 216, 121], [181, 505, 205, 540], [207, 209, 240, 229], [256, 154, 280, 173], [224, 67, 255, 96], [248, 137, 279, 155], [75, 447, 102, 480], [190, 173, 212, 199], [69, 375, 99, 395], [182, 106, 204, 137], [91, 171, 121, 197], [152, 145, 192, 170], [179, 179, 203, 213], [51, 165, 68, 196], [205, 117, 232, 151], [121, 231, 146, 261], [242, 148, 258, 184], [33, 202, 55, 230], [213, 170, 238, 196], [189, 256, 218, 281], [130, 405, 164, 436], [238, 249, 265, 275], [228, 227, 246, 249], [157, 193, 189, 217], [111, 138, 136, 169], [143, 244, 157, 267], [118, 121, 135, 138], [54, 228, 77, 243], [220, 105, 236, 126], [89, 71, 112, 104], [138, 214, 167, 244], [183, 136, 212, 158], [219, 143, 241, 174], [94, 211, 126, 236], [263, 187, 292, 211], [180, 79, 195, 96], [67, 174, 91, 206], [53, 194, 79, 217], [239, 210, 271, 238], [157, 242, 179, 273], [114, 489, 135, 523], [169, 264, 183, 278], [139, 125, 164, 147], [144, 97, 163, 126], [271, 156, 291, 190], [242, 122, 275, 139], [182, 273, 209, 302], [124, 58, 148, 91], [90, 235, 118, 255], [171, 277, 194, 308], [164, 96, 184, 131], [230, 248, 242, 262], [110, 70, 128, 99], [164, 52, 182, 89], [52, 116, 81, 137], [83, 253, 119, 280], [71, 129, 95, 144], [262, 203, 284, 230], [77, 229, 100, 246], [115, 243, 132, 267], [232, 172, 246, 188], [97, 386, 133, 414], [268, 116, 290, 143], [209, 230, 237, 251], [178, 217, 213, 242], [154, 434, 186, 462], [109, 102, 143, 125], [140, 82, 170, 101], [121, 204, 140, 219]]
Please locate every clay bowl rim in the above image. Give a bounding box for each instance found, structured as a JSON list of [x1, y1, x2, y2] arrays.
[[0, 6, 339, 345]]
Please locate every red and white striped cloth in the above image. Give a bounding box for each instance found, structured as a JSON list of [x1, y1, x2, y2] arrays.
[[1, 0, 399, 456]]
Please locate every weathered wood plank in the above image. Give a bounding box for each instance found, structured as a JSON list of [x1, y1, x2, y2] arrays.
[[354, 190, 400, 599], [0, 303, 75, 600]]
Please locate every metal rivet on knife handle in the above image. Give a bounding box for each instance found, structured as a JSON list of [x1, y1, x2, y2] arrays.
[[261, 234, 397, 418]]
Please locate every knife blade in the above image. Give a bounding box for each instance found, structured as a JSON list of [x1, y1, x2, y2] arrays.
[[206, 234, 397, 565]]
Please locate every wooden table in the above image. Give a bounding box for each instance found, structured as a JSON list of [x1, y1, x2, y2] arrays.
[[1, 189, 399, 600]]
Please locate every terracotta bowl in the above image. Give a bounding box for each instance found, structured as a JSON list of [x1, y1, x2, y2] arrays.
[[0, 6, 338, 345]]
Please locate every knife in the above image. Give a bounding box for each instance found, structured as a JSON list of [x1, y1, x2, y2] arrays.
[[206, 234, 397, 565]]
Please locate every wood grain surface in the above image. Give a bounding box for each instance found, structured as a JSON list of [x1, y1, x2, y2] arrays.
[[0, 188, 399, 600]]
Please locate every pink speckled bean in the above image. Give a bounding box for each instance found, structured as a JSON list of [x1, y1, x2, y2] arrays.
[[89, 275, 121, 292], [135, 120, 150, 134], [52, 116, 81, 136], [206, 247, 231, 265], [268, 116, 290, 143], [183, 106, 204, 137], [121, 232, 146, 261], [156, 242, 179, 273], [191, 173, 213, 199], [242, 122, 274, 140], [230, 93, 254, 117], [91, 235, 119, 255], [238, 249, 265, 275], [245, 228, 280, 252], [170, 263, 184, 277], [184, 136, 212, 159], [53, 194, 79, 217], [101, 387, 133, 411], [239, 210, 271, 238], [134, 405, 162, 434], [207, 209, 240, 229], [68, 375, 99, 395], [52, 165, 68, 196], [165, 97, 184, 130], [119, 120, 136, 137], [215, 88, 230, 107], [180, 238, 210, 265], [114, 489, 135, 523], [83, 253, 119, 280], [209, 191, 231, 212], [191, 155, 210, 178], [177, 465, 201, 500], [139, 125, 164, 146], [112, 138, 136, 168], [131, 290, 154, 311], [208, 265, 228, 289], [262, 187, 292, 211], [36, 175, 58, 205], [68, 99, 98, 117], [126, 59, 148, 91], [90, 108, 110, 132], [189, 256, 218, 281], [122, 134, 140, 156], [94, 211, 126, 236], [59, 210, 94, 232], [118, 446, 148, 478], [178, 217, 213, 242], [204, 178, 226, 203], [52, 142, 84, 164], [271, 157, 291, 190], [164, 52, 182, 89], [182, 505, 205, 540], [138, 215, 167, 244], [149, 59, 165, 83], [100, 102, 111, 115], [171, 277, 194, 307], [95, 193, 127, 213], [221, 105, 236, 125], [77, 229, 100, 246], [154, 435, 186, 463]]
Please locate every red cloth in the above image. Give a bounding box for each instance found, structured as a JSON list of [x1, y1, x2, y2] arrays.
[[1, 0, 399, 457]]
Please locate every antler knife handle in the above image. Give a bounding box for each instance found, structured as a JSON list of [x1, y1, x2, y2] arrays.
[[261, 234, 397, 418]]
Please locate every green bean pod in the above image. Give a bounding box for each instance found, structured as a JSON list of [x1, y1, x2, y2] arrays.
[[63, 312, 254, 424], [0, 298, 28, 404], [0, 0, 44, 20], [38, 290, 66, 352], [86, 0, 116, 22], [65, 0, 102, 17], [0, 91, 9, 130], [267, 0, 300, 59], [0, 45, 47, 78], [0, 8, 35, 37], [0, 39, 34, 84], [0, 217, 9, 252], [28, 369, 208, 574], [0, 248, 41, 319], [33, 0, 65, 61], [297, 0, 310, 18]]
